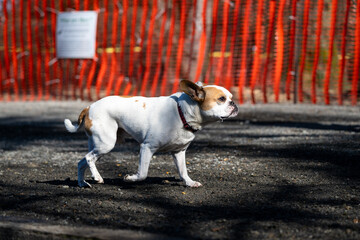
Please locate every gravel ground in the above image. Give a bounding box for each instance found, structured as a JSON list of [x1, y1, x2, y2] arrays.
[[0, 101, 360, 239]]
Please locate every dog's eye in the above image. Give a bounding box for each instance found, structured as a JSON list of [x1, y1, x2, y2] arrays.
[[218, 96, 226, 102]]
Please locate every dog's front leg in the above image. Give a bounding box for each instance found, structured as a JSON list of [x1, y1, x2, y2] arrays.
[[173, 150, 202, 187], [124, 143, 155, 182]]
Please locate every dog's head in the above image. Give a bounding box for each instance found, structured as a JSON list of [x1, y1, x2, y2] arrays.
[[180, 80, 239, 121]]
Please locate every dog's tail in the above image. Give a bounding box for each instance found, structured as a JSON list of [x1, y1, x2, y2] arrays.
[[64, 107, 90, 133]]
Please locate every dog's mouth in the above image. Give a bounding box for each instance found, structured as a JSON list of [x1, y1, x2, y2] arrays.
[[220, 107, 239, 120]]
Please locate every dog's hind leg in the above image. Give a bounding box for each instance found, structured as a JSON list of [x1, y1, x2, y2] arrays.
[[77, 150, 100, 187], [78, 139, 101, 188], [86, 138, 104, 184], [78, 117, 117, 188], [87, 150, 104, 184], [78, 156, 90, 187], [78, 149, 105, 187]]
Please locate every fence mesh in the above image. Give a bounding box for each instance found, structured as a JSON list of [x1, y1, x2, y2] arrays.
[[0, 0, 359, 104]]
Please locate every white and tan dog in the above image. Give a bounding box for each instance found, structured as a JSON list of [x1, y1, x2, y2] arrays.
[[64, 80, 238, 188]]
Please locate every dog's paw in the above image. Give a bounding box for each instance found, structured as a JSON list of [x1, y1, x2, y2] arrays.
[[186, 181, 203, 188], [124, 174, 137, 182], [92, 177, 104, 184], [78, 180, 92, 188], [124, 174, 146, 182]]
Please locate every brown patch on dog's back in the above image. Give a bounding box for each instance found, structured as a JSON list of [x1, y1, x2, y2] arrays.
[[77, 107, 88, 126], [84, 112, 93, 136], [77, 107, 93, 136], [143, 103, 146, 109], [200, 87, 226, 111]]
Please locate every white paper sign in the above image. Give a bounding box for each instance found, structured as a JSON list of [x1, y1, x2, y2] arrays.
[[56, 11, 98, 59]]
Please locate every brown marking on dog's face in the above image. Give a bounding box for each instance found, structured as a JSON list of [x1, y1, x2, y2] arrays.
[[143, 102, 146, 109], [135, 100, 139, 102], [200, 87, 228, 111]]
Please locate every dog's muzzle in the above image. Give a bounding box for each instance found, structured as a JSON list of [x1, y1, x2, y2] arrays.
[[221, 101, 239, 120]]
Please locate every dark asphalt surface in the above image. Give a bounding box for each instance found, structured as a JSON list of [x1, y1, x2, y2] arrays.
[[0, 101, 359, 239]]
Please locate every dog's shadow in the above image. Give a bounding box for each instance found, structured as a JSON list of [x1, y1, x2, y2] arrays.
[[38, 177, 182, 189], [36, 178, 78, 187], [104, 176, 182, 188]]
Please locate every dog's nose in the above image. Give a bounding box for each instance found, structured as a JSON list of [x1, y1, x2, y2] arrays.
[[230, 101, 238, 112]]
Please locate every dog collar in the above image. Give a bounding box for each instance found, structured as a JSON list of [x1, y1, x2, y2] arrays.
[[177, 103, 198, 133]]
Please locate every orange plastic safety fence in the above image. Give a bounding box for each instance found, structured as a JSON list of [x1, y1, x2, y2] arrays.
[[194, 0, 207, 84], [0, 0, 359, 105], [224, 0, 238, 91], [11, 0, 19, 100], [261, 0, 276, 104], [353, 1, 360, 105], [150, 0, 167, 97], [310, 0, 324, 104], [214, 0, 228, 86], [337, 0, 350, 105], [285, 0, 297, 102], [140, 0, 157, 96], [250, 0, 264, 104], [205, 0, 218, 84], [238, 0, 252, 104], [298, 0, 310, 103], [323, 0, 338, 105], [273, 0, 285, 103]]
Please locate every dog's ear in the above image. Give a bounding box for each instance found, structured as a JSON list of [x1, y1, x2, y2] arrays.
[[195, 81, 207, 87], [180, 80, 206, 102]]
